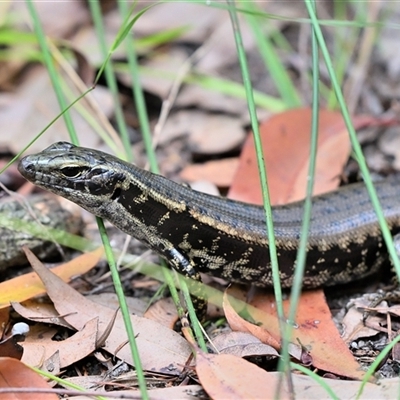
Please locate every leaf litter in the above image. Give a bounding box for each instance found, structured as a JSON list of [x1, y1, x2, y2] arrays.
[[21, 247, 192, 375], [2, 1, 400, 398]]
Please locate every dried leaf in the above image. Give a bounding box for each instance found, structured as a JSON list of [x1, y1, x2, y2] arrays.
[[180, 158, 239, 188], [229, 108, 351, 205], [0, 333, 24, 360], [341, 303, 381, 344], [21, 320, 98, 369], [196, 351, 290, 400], [144, 298, 178, 329], [22, 248, 191, 374], [212, 331, 279, 358], [0, 248, 103, 309], [223, 290, 281, 351], [0, 357, 58, 399], [245, 290, 365, 380]]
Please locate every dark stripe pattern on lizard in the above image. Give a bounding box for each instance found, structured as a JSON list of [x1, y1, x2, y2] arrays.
[[18, 142, 400, 315]]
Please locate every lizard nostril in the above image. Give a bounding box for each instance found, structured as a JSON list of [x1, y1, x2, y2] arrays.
[[18, 157, 36, 178]]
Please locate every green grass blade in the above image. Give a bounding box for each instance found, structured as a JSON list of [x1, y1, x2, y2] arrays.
[[244, 1, 301, 107], [291, 363, 340, 400], [304, 0, 400, 284], [282, 0, 320, 388], [96, 217, 149, 400], [88, 0, 132, 161], [25, 0, 78, 144], [117, 0, 159, 173], [225, 2, 290, 395]]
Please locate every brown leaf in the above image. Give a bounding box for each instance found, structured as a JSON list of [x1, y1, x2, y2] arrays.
[[87, 293, 148, 317], [341, 299, 381, 343], [253, 372, 398, 399], [180, 158, 239, 188], [245, 290, 365, 380], [221, 108, 364, 380], [212, 331, 279, 358], [188, 113, 245, 155], [144, 298, 178, 329], [0, 248, 102, 309], [223, 290, 281, 351], [0, 66, 114, 155], [22, 247, 191, 374], [229, 108, 351, 205], [0, 334, 24, 360], [196, 351, 290, 400], [21, 320, 98, 369], [12, 1, 89, 38], [11, 300, 75, 330], [0, 357, 58, 399]]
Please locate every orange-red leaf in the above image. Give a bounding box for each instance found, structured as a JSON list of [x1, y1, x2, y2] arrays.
[[229, 108, 351, 205], [0, 357, 58, 399], [225, 288, 365, 380], [0, 248, 103, 309]]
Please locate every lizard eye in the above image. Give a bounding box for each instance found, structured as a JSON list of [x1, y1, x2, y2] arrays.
[[60, 166, 82, 178]]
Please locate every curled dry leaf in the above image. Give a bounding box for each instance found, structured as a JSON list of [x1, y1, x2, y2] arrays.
[[341, 296, 385, 344], [21, 320, 98, 369], [22, 247, 191, 375], [249, 290, 365, 380], [224, 287, 365, 380], [222, 289, 281, 351], [211, 331, 279, 358]]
